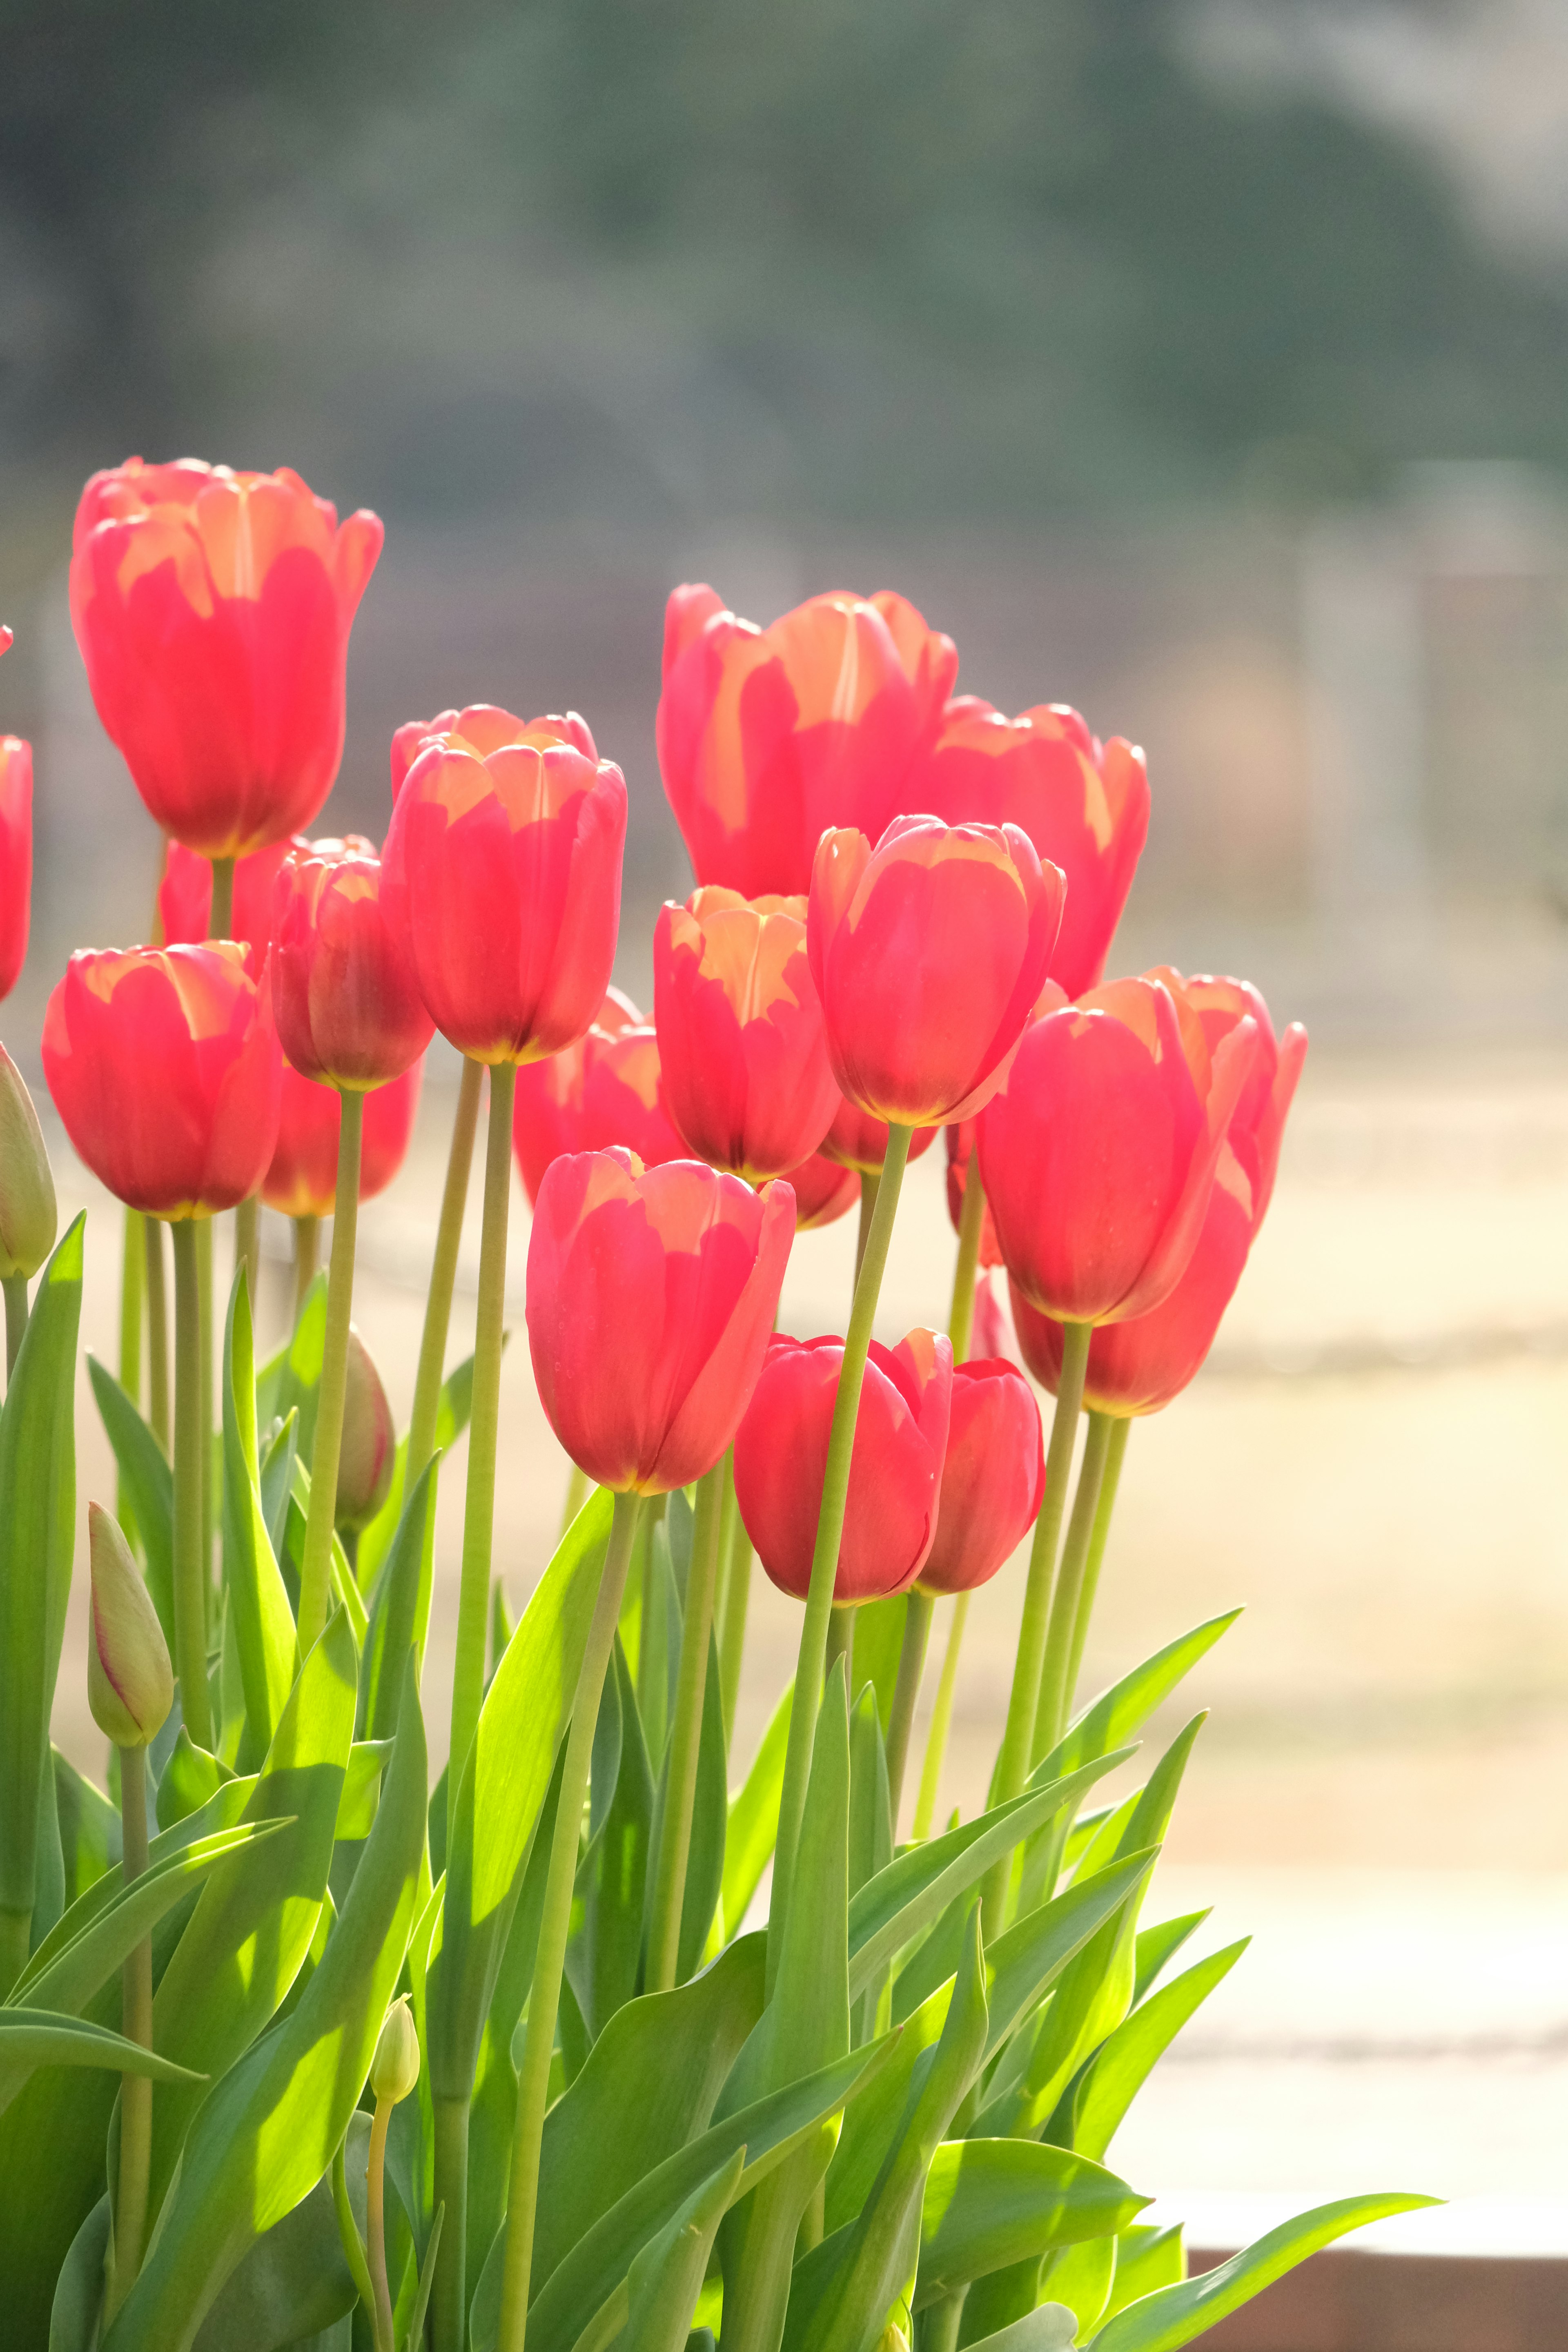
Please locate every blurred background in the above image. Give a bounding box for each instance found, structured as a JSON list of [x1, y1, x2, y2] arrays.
[[4, 0, 1567, 2231]]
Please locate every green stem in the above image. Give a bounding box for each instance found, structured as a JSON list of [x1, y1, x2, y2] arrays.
[[922, 2291, 965, 2352], [947, 1155, 987, 1364], [825, 1603, 855, 1692], [1063, 1413, 1131, 1722], [195, 1215, 214, 1595], [496, 1489, 644, 2352], [144, 1217, 169, 1452], [296, 1089, 363, 1654], [2, 1273, 27, 1379], [169, 1220, 213, 1748], [768, 1121, 911, 1995], [408, 1056, 484, 1486], [645, 1459, 725, 1991], [912, 1590, 968, 1842], [883, 1588, 933, 1831], [207, 854, 234, 939], [981, 1319, 1090, 1932], [431, 2096, 470, 2352], [234, 1194, 261, 1330], [118, 1208, 144, 1408], [366, 2096, 396, 2352], [1033, 1409, 1113, 1765], [448, 1061, 515, 1845], [107, 1742, 151, 2317], [717, 1473, 751, 1751], [333, 2135, 378, 2325], [292, 1214, 319, 1328], [853, 1167, 880, 1283]]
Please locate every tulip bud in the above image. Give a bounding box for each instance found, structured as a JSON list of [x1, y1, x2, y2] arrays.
[[87, 1502, 173, 1748], [878, 2327, 910, 2352], [336, 1327, 396, 1531], [370, 1997, 420, 2105], [0, 1045, 56, 1278]]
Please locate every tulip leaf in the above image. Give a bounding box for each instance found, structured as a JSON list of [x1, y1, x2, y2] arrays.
[[52, 1748, 120, 1907], [1062, 1940, 1249, 2162], [287, 1458, 368, 1646], [961, 2311, 1078, 2352], [567, 1638, 653, 2042], [848, 1593, 907, 1733], [719, 1679, 791, 1942], [848, 1680, 893, 2045], [1036, 1615, 1240, 1790], [644, 1630, 726, 1987], [1131, 1911, 1210, 2007], [1084, 2194, 1441, 2350], [358, 1458, 439, 1743], [143, 1609, 358, 2228], [0, 1216, 83, 1950], [259, 1411, 299, 1568], [0, 2005, 206, 2119], [156, 1729, 233, 1831], [47, 2189, 111, 2352], [638, 1507, 684, 1770], [428, 1486, 610, 2103], [100, 1657, 427, 2352], [354, 1348, 478, 1593], [257, 1273, 326, 1459], [915, 2140, 1148, 2310], [621, 2147, 746, 2352], [1042, 2232, 1119, 2341], [87, 1353, 174, 1641], [1102, 2225, 1185, 2324], [220, 1271, 298, 1771]]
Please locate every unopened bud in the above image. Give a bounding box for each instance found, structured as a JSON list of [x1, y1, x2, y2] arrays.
[[87, 1502, 173, 1748], [0, 1045, 56, 1279], [336, 1326, 395, 1532], [370, 1996, 420, 2105], [877, 2327, 910, 2352]]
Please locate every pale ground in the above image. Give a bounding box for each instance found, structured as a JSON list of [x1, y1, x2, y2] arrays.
[[42, 1043, 1568, 2219]]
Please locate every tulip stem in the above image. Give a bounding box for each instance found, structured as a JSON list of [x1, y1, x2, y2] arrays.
[[207, 855, 234, 940], [947, 1158, 988, 1364], [768, 1120, 911, 1996], [430, 2097, 469, 2352], [717, 1469, 751, 1750], [235, 1195, 261, 1332], [1033, 1409, 1113, 1765], [912, 1591, 969, 1842], [366, 2094, 396, 2352], [884, 1588, 933, 1831], [168, 1219, 213, 1749], [107, 1742, 151, 2318], [292, 1215, 319, 1327], [982, 1319, 1090, 1933], [408, 1056, 483, 1487], [195, 1216, 215, 1593], [144, 1217, 169, 1451], [296, 1089, 363, 1655], [854, 1168, 880, 1283], [825, 1603, 855, 1690], [118, 1208, 144, 1409], [449, 1061, 515, 1843], [2, 1274, 27, 1379], [1063, 1414, 1131, 1726], [497, 1488, 644, 2352], [646, 1458, 725, 1991]]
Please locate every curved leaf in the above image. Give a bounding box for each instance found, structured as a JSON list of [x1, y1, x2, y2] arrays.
[[0, 2006, 205, 2118], [87, 1355, 173, 1641], [219, 1272, 297, 1771], [1067, 1941, 1248, 2162], [915, 2139, 1147, 2308]]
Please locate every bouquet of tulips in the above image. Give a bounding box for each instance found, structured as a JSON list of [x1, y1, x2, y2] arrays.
[[0, 461, 1430, 2352]]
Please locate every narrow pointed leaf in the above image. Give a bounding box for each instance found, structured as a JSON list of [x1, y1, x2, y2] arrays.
[[359, 1459, 439, 1743], [1069, 1941, 1249, 2162], [87, 1354, 174, 1640], [915, 2140, 1147, 2309], [719, 1679, 791, 1941], [220, 1271, 298, 1771], [0, 2007, 205, 2118]]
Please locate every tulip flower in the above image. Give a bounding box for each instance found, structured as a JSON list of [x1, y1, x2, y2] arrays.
[[69, 458, 382, 857], [43, 943, 281, 1219], [336, 1327, 397, 1532], [512, 987, 683, 1205], [978, 971, 1259, 1327], [0, 735, 31, 1002], [262, 1058, 423, 1221], [654, 886, 840, 1181], [784, 1150, 860, 1231], [734, 1328, 953, 1605], [527, 1149, 793, 1494], [158, 836, 292, 950], [87, 1503, 173, 1751], [917, 1360, 1042, 1596], [390, 703, 598, 798], [657, 583, 957, 897], [913, 700, 1149, 998], [272, 835, 433, 1089], [808, 816, 1065, 1128], [0, 1045, 55, 1288], [382, 703, 626, 1065], [944, 1121, 1001, 1268], [817, 1098, 939, 1176], [1009, 976, 1307, 1416]]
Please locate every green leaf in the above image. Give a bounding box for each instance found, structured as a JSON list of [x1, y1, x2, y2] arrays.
[[1102, 2225, 1185, 2324], [961, 2312, 1077, 2352], [87, 1354, 174, 1641], [188, 2112, 372, 2350], [355, 1350, 477, 1594], [1131, 1913, 1209, 2008], [0, 2005, 205, 2119], [259, 1412, 299, 1568], [101, 1658, 428, 2352], [156, 1731, 232, 1831], [916, 2141, 1147, 2310], [220, 1270, 299, 1772], [1067, 1941, 1249, 2162], [567, 1640, 653, 2042], [337, 1741, 392, 1840], [638, 1508, 684, 1770], [359, 1461, 439, 1744], [47, 2189, 110, 2352], [0, 1217, 83, 1940], [404, 2201, 445, 2352], [644, 1632, 727, 1987], [1038, 1617, 1239, 1789], [719, 1680, 791, 1942], [1085, 2195, 1441, 2350], [257, 1273, 326, 1457], [428, 1487, 610, 2102], [1042, 2233, 1118, 2341], [622, 2147, 746, 2351], [849, 1595, 908, 1733], [52, 1749, 120, 1908]]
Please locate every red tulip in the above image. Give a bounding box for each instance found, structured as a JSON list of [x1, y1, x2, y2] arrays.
[[390, 704, 597, 800], [263, 1058, 422, 1219], [69, 459, 382, 857], [734, 1327, 953, 1605], [944, 1121, 1001, 1267], [512, 987, 684, 1205], [382, 703, 626, 1064], [1008, 976, 1306, 1412], [653, 886, 839, 1182], [808, 816, 1064, 1128], [978, 971, 1260, 1326], [0, 735, 31, 1002], [43, 943, 281, 1217], [272, 834, 432, 1089], [784, 1151, 861, 1231], [913, 700, 1149, 998], [158, 837, 292, 950], [526, 1149, 793, 1493], [917, 1359, 1043, 1596], [657, 584, 957, 897], [971, 1268, 1022, 1368], [817, 1098, 939, 1176]]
